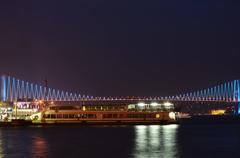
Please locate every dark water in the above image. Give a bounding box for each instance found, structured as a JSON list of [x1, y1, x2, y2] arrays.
[[0, 123, 240, 158]]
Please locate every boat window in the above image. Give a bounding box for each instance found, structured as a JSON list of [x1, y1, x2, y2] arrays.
[[88, 114, 97, 118], [75, 114, 81, 118], [57, 114, 63, 118], [107, 114, 112, 118], [44, 114, 50, 118], [146, 114, 152, 118], [103, 114, 112, 118], [51, 114, 56, 118], [139, 114, 145, 118], [127, 114, 134, 118], [82, 114, 87, 118], [63, 114, 68, 118], [69, 114, 75, 118], [134, 114, 139, 118]]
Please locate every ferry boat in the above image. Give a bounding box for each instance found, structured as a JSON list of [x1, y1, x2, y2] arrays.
[[30, 102, 178, 125]]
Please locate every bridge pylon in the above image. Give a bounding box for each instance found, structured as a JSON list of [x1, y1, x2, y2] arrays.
[[233, 80, 240, 115], [0, 75, 7, 102]]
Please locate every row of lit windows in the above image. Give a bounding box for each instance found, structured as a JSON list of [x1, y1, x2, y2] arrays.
[[43, 113, 159, 119], [44, 114, 97, 119]]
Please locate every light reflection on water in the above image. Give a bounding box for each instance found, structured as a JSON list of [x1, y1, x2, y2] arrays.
[[0, 128, 49, 158], [134, 125, 179, 158], [31, 134, 48, 157], [0, 131, 5, 157], [0, 124, 238, 158]]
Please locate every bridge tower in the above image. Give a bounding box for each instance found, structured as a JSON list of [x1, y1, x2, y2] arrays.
[[0, 75, 7, 102], [233, 80, 240, 115]]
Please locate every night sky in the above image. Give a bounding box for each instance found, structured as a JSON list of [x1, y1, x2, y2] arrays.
[[0, 0, 240, 97]]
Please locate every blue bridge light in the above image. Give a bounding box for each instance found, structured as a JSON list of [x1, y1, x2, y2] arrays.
[[1, 75, 240, 115]]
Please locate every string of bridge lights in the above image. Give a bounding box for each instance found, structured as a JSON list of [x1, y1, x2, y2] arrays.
[[1, 76, 93, 102], [1, 75, 240, 103], [175, 80, 240, 102]]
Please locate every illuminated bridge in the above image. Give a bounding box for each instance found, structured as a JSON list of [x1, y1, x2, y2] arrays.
[[1, 75, 240, 114]]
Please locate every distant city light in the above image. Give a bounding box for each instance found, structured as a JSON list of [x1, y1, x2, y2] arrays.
[[138, 102, 145, 107], [150, 102, 159, 106], [163, 102, 173, 107]]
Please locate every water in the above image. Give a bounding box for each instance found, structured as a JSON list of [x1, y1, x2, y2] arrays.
[[0, 123, 240, 158]]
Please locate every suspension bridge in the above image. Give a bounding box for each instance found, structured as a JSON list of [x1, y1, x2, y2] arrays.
[[1, 75, 240, 114]]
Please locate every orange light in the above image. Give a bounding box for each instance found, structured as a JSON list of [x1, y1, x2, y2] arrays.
[[211, 109, 225, 115]]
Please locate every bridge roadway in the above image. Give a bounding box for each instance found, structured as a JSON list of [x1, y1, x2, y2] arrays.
[[48, 99, 237, 105]]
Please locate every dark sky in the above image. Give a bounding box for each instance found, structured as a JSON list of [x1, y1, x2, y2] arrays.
[[0, 0, 240, 97]]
